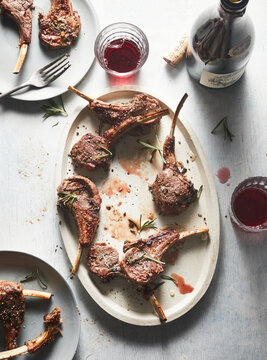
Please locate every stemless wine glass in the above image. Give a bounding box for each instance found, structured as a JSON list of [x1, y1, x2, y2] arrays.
[[229, 176, 267, 233], [94, 22, 149, 77]]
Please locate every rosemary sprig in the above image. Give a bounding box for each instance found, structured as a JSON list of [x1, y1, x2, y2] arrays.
[[127, 253, 165, 265], [197, 185, 203, 200], [211, 116, 235, 141], [92, 153, 110, 159], [129, 214, 157, 234], [92, 141, 112, 159], [41, 96, 68, 120], [160, 274, 176, 283], [58, 191, 77, 211], [20, 268, 48, 289], [138, 134, 166, 164], [143, 254, 165, 265]]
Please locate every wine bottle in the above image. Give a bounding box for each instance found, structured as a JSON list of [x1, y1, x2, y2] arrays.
[[186, 0, 255, 88]]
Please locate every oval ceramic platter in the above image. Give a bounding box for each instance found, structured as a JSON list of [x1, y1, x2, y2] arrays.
[[55, 87, 220, 326], [0, 251, 80, 359], [0, 0, 98, 101]]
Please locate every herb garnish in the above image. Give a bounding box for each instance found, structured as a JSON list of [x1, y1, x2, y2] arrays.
[[127, 253, 165, 265], [52, 122, 59, 127], [129, 214, 157, 234], [197, 185, 203, 200], [20, 268, 48, 289], [211, 116, 235, 141], [138, 134, 166, 164], [160, 274, 176, 283], [58, 191, 77, 211], [92, 142, 112, 159], [42, 96, 68, 120]]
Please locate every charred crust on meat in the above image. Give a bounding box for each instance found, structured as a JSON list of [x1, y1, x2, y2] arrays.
[[38, 0, 81, 49], [57, 176, 101, 247], [0, 281, 25, 351]]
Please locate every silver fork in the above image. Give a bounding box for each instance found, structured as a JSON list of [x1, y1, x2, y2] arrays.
[[0, 54, 71, 99]]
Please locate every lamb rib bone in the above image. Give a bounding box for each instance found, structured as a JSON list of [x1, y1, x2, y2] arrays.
[[68, 86, 164, 136], [0, 307, 62, 360], [70, 108, 169, 171]]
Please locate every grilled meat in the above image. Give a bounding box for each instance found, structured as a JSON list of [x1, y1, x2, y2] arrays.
[[39, 0, 81, 49], [70, 108, 169, 171], [88, 228, 209, 284], [57, 176, 101, 274], [0, 0, 33, 72], [68, 87, 164, 136], [88, 243, 122, 281], [150, 94, 198, 215], [26, 307, 62, 354], [0, 281, 25, 351], [88, 228, 208, 321]]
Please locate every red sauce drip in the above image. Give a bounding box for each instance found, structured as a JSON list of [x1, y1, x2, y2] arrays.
[[233, 188, 267, 227], [171, 273, 194, 294], [104, 39, 141, 73], [216, 167, 231, 184]]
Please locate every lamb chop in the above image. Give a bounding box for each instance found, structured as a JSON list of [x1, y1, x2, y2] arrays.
[[0, 307, 62, 359], [39, 0, 81, 49], [0, 281, 51, 353], [57, 175, 102, 274], [68, 86, 163, 136], [149, 94, 198, 215], [70, 108, 169, 171], [0, 281, 25, 351], [0, 0, 33, 73], [88, 227, 209, 322]]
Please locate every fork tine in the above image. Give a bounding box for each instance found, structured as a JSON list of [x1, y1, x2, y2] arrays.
[[46, 63, 71, 84], [44, 60, 71, 81], [40, 54, 69, 72], [42, 56, 70, 76]]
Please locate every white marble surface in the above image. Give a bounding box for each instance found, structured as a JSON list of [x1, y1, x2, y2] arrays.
[[0, 1, 266, 359]]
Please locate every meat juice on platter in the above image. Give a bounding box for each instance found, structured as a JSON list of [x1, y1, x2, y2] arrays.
[[104, 39, 141, 73], [233, 188, 267, 227]]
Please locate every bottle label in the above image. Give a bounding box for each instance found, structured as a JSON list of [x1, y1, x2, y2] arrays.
[[200, 65, 246, 88]]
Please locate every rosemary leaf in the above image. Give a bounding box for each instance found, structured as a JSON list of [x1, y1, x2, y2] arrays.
[[94, 142, 112, 155], [129, 214, 157, 234], [143, 254, 165, 265], [58, 191, 77, 211], [138, 135, 166, 164], [197, 185, 203, 200], [140, 218, 158, 232], [42, 96, 68, 120], [92, 153, 110, 159], [127, 253, 165, 265], [20, 268, 48, 289], [52, 122, 59, 127], [211, 116, 235, 141], [160, 274, 176, 283]]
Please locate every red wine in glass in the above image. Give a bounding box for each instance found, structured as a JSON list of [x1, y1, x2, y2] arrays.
[[230, 177, 267, 232], [104, 39, 141, 73]]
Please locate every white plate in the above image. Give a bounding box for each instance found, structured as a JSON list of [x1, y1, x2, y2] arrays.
[[0, 0, 98, 101], [0, 251, 80, 359], [56, 87, 220, 326]]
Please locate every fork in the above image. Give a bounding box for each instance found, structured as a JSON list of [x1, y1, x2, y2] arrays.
[[0, 54, 71, 99]]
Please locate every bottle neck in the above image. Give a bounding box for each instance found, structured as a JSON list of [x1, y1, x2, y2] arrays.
[[220, 0, 249, 15]]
